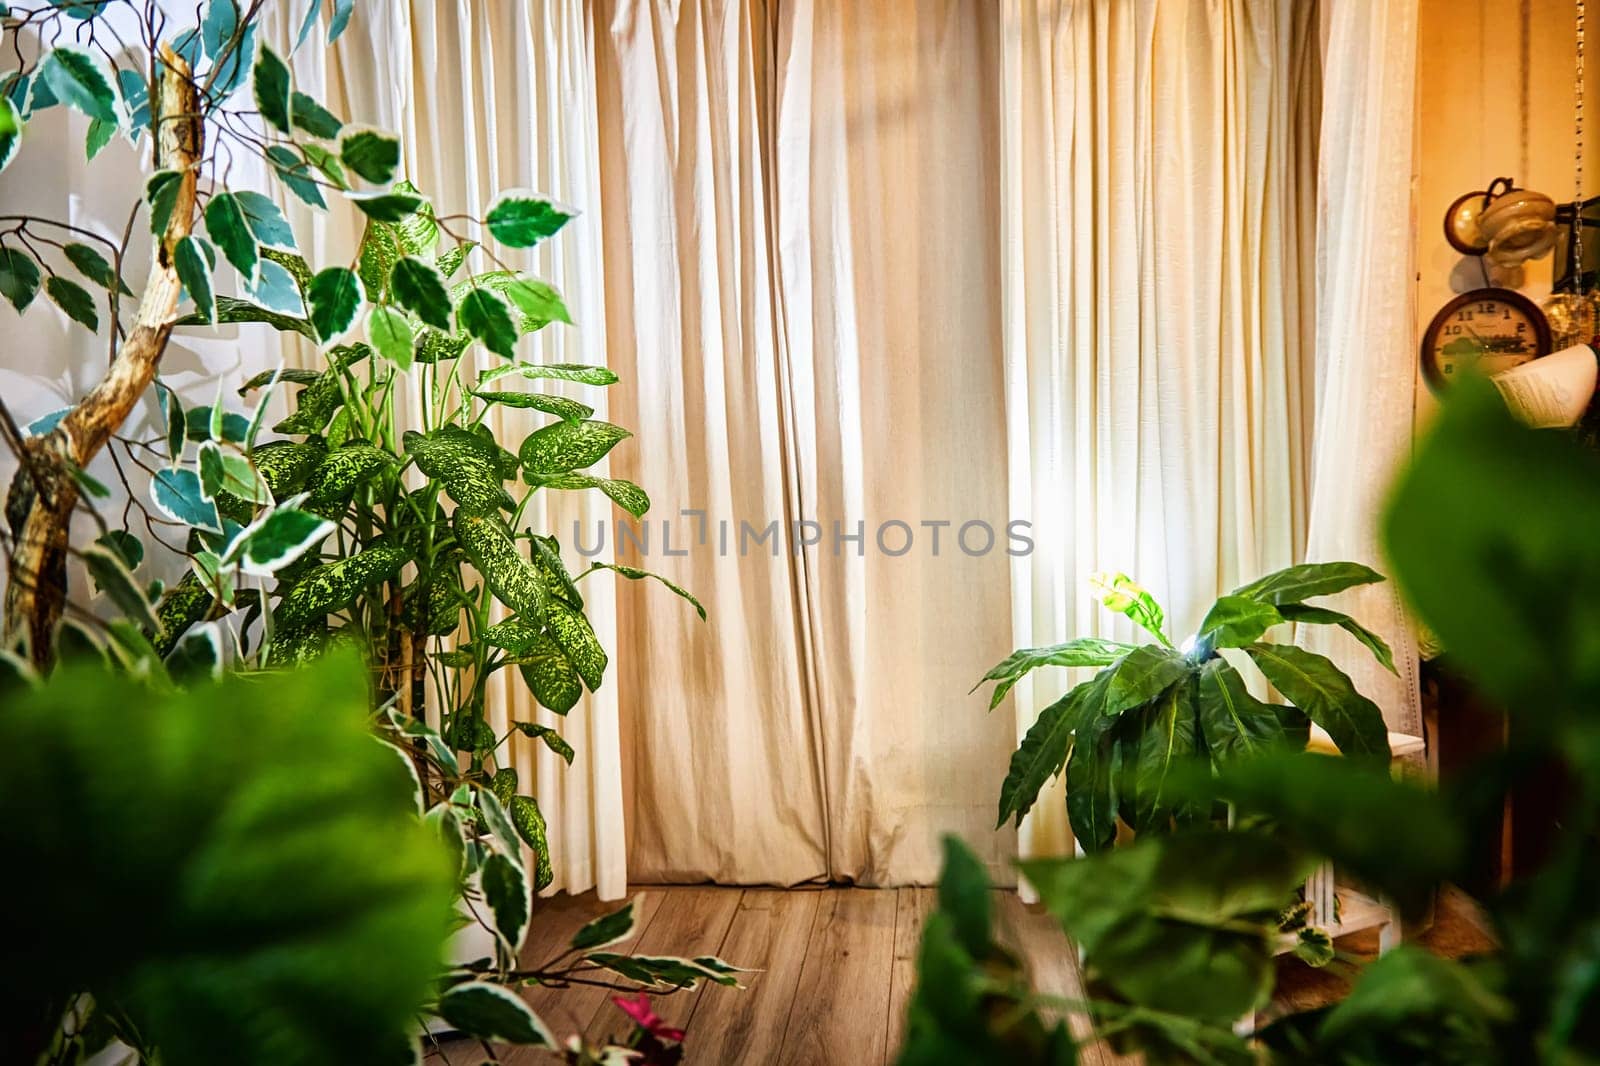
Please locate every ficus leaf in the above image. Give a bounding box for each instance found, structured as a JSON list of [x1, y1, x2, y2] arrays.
[[485, 192, 576, 247], [503, 277, 572, 324], [290, 91, 342, 138], [234, 190, 296, 249], [366, 306, 414, 368], [338, 126, 400, 185], [350, 191, 425, 223], [45, 275, 97, 331], [389, 255, 451, 331], [437, 983, 553, 1048], [456, 287, 517, 359], [204, 192, 259, 280], [39, 48, 116, 124], [307, 266, 363, 342], [63, 242, 131, 295], [174, 236, 214, 322], [266, 145, 326, 209], [0, 247, 41, 311], [251, 43, 291, 134]]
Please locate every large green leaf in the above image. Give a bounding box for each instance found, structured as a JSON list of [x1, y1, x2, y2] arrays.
[[1104, 645, 1190, 715], [1091, 572, 1171, 646], [973, 636, 1135, 711], [305, 443, 395, 507], [1245, 643, 1390, 763], [454, 512, 544, 618], [1195, 657, 1291, 763], [1231, 561, 1384, 607], [519, 419, 631, 476], [436, 982, 553, 1048], [996, 665, 1113, 828], [516, 633, 583, 714], [1023, 830, 1314, 1024], [1309, 947, 1507, 1062], [1065, 707, 1118, 851], [544, 598, 607, 692], [274, 545, 409, 626], [1195, 594, 1284, 650], [0, 655, 455, 1066], [1130, 678, 1200, 832], [404, 427, 512, 514], [1276, 603, 1397, 674], [473, 389, 593, 422], [1384, 377, 1600, 719]]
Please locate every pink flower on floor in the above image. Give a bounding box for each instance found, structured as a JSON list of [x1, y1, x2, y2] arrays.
[[611, 992, 686, 1043]]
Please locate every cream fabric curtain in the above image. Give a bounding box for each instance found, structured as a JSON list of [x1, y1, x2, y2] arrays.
[[999, 0, 1325, 860], [268, 1, 628, 899], [597, 0, 1016, 886]]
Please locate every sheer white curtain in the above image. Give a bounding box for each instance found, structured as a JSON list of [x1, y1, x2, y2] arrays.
[[998, 0, 1326, 860], [267, 1, 627, 899]]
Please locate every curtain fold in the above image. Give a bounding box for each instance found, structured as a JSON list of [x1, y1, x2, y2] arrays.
[[998, 0, 1325, 861], [268, 0, 627, 899]]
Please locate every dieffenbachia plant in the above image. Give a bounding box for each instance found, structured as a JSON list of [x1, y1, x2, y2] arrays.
[[0, 0, 727, 1056], [982, 563, 1395, 850]]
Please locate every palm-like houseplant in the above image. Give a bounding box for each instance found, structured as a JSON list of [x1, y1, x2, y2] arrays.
[[982, 564, 1397, 851]]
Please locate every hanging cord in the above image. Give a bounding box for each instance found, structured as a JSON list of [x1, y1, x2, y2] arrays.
[[1576, 0, 1587, 294]]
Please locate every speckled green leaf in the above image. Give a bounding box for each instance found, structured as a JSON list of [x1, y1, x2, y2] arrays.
[[274, 371, 345, 434], [530, 471, 649, 518], [239, 367, 321, 394], [482, 616, 541, 655], [404, 577, 460, 637], [356, 220, 400, 302], [250, 438, 327, 498], [449, 270, 553, 336], [595, 563, 705, 620], [544, 599, 606, 692], [472, 390, 593, 423], [519, 420, 630, 476], [516, 634, 582, 715], [529, 535, 581, 610], [490, 767, 519, 806], [274, 545, 409, 627], [507, 794, 553, 891], [305, 443, 396, 506], [512, 721, 574, 765], [149, 572, 211, 657], [404, 428, 512, 514], [412, 327, 471, 365], [453, 511, 543, 618], [265, 619, 330, 666], [478, 362, 618, 388]]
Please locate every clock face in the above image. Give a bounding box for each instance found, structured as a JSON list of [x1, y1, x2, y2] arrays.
[[1422, 288, 1553, 391]]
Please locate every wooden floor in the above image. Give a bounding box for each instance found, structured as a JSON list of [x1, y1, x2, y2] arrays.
[[428, 885, 1494, 1066]]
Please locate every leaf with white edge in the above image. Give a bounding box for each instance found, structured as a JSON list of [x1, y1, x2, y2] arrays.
[[25, 407, 70, 437], [473, 390, 592, 422], [339, 126, 399, 184], [39, 48, 115, 124], [84, 117, 113, 160], [587, 563, 703, 620], [511, 721, 575, 764], [252, 43, 291, 133], [328, 0, 355, 42], [164, 620, 224, 681], [456, 287, 516, 359], [508, 794, 553, 890], [1275, 604, 1397, 674], [0, 95, 19, 173], [389, 255, 451, 331], [155, 381, 184, 459], [485, 192, 576, 247], [95, 529, 143, 571], [83, 544, 161, 632], [234, 190, 296, 249], [0, 247, 40, 311], [204, 192, 259, 280], [367, 306, 414, 368], [307, 266, 363, 343], [244, 258, 306, 317], [266, 145, 326, 209], [570, 901, 637, 952], [1245, 643, 1390, 763], [146, 170, 182, 235], [116, 68, 149, 131], [436, 983, 553, 1047], [290, 91, 341, 138], [231, 508, 333, 576], [198, 440, 268, 504], [350, 191, 424, 223], [479, 362, 619, 388], [1090, 572, 1171, 646], [481, 850, 530, 952], [503, 277, 572, 324], [583, 953, 743, 990], [202, 0, 239, 59], [46, 276, 97, 331], [174, 236, 214, 322], [63, 242, 131, 295], [519, 420, 631, 477]]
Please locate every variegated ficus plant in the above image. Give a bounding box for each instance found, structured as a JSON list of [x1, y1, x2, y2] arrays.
[[0, 1, 728, 1060], [982, 563, 1396, 851]]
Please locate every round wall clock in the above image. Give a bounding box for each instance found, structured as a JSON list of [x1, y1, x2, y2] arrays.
[[1420, 287, 1553, 392]]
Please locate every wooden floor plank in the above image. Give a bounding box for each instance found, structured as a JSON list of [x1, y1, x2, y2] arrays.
[[993, 892, 1131, 1066], [507, 889, 668, 1062], [683, 888, 823, 1064], [581, 886, 745, 1048], [780, 887, 899, 1066], [883, 887, 937, 1064]]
